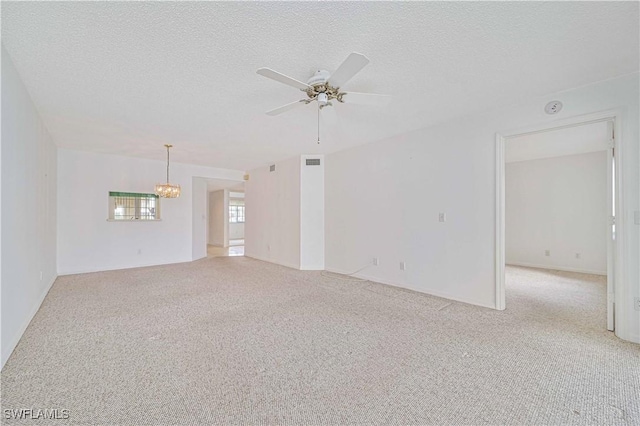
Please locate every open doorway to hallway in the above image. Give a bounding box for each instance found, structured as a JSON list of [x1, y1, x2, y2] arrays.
[[207, 245, 244, 257], [503, 119, 615, 332], [207, 182, 245, 258]]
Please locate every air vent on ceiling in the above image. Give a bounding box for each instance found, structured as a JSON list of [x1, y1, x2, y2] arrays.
[[305, 159, 321, 166], [269, 164, 276, 172]]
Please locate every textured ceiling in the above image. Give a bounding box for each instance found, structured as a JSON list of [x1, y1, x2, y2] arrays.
[[2, 2, 638, 171]]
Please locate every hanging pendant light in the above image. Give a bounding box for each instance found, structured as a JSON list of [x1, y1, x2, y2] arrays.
[[155, 144, 181, 198]]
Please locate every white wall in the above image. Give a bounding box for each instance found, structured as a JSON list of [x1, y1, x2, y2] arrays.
[[1, 46, 58, 368], [300, 155, 325, 270], [191, 177, 208, 261], [245, 157, 301, 269], [506, 151, 608, 275], [324, 73, 639, 343], [229, 223, 244, 240], [57, 148, 243, 274], [208, 190, 227, 246]]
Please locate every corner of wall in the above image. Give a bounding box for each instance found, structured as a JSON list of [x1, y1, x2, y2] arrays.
[[1, 275, 56, 369], [1, 45, 59, 370]]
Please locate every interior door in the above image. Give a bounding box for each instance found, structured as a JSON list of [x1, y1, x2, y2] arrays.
[[606, 121, 615, 331]]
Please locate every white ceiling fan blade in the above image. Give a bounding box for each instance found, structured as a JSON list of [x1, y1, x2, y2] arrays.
[[341, 92, 391, 107], [266, 100, 307, 116], [328, 52, 370, 88], [257, 68, 311, 90]]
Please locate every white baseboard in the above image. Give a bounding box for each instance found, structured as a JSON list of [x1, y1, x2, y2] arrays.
[[617, 330, 640, 345], [300, 264, 325, 271], [1, 275, 57, 370], [244, 254, 300, 270], [57, 258, 192, 276], [506, 262, 606, 276], [324, 267, 496, 310]]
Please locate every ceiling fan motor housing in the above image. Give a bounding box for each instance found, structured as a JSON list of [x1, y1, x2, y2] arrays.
[[304, 69, 346, 104], [307, 69, 330, 86]]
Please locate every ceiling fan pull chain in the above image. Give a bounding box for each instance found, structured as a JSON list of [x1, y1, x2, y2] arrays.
[[317, 105, 320, 144]]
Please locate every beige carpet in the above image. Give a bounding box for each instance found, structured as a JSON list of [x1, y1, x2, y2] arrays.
[[2, 260, 638, 425]]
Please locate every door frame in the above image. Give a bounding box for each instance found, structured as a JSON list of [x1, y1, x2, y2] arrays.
[[495, 109, 625, 333]]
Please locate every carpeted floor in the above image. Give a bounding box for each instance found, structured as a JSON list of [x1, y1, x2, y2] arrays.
[[2, 259, 638, 425]]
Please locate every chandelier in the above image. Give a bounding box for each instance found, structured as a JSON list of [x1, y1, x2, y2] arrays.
[[155, 144, 181, 198]]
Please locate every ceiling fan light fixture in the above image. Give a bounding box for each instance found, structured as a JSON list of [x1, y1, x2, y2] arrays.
[[317, 92, 328, 106], [155, 144, 181, 198]]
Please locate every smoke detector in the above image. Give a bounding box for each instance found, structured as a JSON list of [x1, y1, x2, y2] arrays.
[[545, 101, 563, 115]]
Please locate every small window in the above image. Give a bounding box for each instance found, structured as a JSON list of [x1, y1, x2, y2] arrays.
[[109, 192, 160, 221], [229, 199, 245, 223]]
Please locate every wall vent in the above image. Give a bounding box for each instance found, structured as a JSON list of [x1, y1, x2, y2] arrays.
[[305, 159, 321, 166], [269, 164, 276, 172]]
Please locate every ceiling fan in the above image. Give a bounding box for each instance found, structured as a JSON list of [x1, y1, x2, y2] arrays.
[[257, 52, 390, 116]]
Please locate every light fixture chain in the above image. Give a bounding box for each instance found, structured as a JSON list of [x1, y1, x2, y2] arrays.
[[317, 105, 320, 144], [156, 144, 180, 198]]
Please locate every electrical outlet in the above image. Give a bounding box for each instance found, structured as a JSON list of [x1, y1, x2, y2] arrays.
[[373, 257, 379, 266], [39, 271, 43, 281], [635, 297, 640, 311], [400, 261, 406, 271], [575, 253, 581, 259], [545, 250, 550, 257], [137, 249, 142, 255], [439, 213, 446, 223]]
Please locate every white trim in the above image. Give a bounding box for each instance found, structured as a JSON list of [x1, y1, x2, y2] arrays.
[[57, 258, 192, 276], [626, 331, 640, 344], [299, 265, 325, 271], [106, 219, 162, 222], [506, 262, 606, 276], [495, 133, 506, 310], [495, 108, 626, 339], [324, 267, 496, 310], [606, 143, 615, 331], [1, 275, 57, 370], [612, 111, 627, 341], [244, 254, 300, 271], [498, 113, 620, 140]]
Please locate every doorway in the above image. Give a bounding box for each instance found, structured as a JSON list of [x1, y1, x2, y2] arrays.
[[207, 186, 245, 258], [496, 111, 621, 332]]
